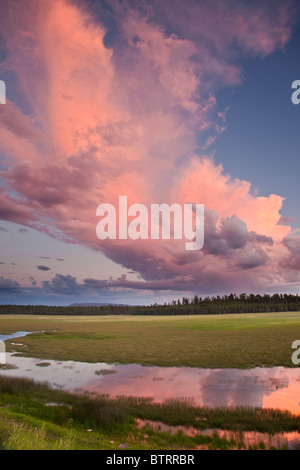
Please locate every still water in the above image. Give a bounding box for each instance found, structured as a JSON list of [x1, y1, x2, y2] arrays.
[[1, 331, 300, 414], [0, 331, 36, 342], [1, 350, 300, 414], [2, 331, 300, 449]]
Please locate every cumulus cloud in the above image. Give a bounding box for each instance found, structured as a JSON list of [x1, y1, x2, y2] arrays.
[[0, 0, 298, 296], [0, 276, 21, 293], [280, 237, 300, 271], [43, 274, 78, 294]]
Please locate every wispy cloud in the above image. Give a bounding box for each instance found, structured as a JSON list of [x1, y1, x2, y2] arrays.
[[37, 265, 51, 271]]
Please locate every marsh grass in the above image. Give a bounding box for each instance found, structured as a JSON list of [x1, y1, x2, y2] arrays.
[[2, 313, 300, 368], [131, 399, 300, 435], [2, 313, 300, 449], [0, 375, 300, 450], [0, 364, 18, 370], [95, 369, 117, 375], [4, 422, 76, 450]]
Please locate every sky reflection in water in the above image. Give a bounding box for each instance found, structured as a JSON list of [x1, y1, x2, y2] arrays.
[[1, 351, 300, 414]]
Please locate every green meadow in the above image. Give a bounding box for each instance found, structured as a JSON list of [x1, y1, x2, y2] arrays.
[[2, 311, 300, 450], [1, 312, 300, 368]]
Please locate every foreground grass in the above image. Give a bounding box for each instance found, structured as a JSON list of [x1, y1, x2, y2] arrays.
[[0, 375, 299, 450], [1, 312, 300, 368]]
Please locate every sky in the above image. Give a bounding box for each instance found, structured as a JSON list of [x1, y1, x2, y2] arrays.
[[0, 0, 300, 306]]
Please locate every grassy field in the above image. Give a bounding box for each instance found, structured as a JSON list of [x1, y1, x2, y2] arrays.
[[1, 312, 300, 368], [1, 312, 300, 450], [0, 375, 299, 450]]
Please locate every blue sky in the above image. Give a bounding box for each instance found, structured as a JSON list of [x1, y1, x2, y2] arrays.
[[215, 25, 300, 228]]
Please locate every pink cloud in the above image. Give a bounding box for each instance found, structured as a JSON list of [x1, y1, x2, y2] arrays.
[[0, 0, 298, 295], [0, 188, 36, 225], [176, 158, 290, 242]]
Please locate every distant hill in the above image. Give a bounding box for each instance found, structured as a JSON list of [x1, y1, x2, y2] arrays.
[[68, 303, 130, 307]]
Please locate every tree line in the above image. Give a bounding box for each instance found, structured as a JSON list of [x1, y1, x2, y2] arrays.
[[0, 293, 300, 315]]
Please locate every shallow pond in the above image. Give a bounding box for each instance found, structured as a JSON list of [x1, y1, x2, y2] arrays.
[[1, 351, 300, 414], [2, 331, 300, 449], [1, 331, 300, 414]]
